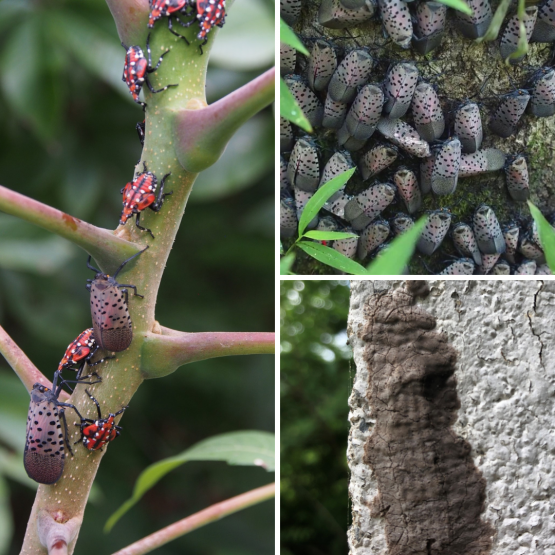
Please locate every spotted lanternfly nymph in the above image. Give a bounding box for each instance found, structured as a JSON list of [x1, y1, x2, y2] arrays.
[[24, 371, 99, 485], [58, 328, 114, 380], [195, 1, 227, 43], [120, 162, 173, 239], [148, 0, 193, 44], [87, 247, 148, 353], [122, 33, 178, 109], [77, 390, 128, 451]]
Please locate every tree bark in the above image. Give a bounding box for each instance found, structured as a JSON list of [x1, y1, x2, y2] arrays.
[[347, 280, 555, 554]]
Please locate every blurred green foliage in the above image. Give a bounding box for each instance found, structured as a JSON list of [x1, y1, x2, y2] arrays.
[[280, 281, 351, 555], [0, 0, 274, 553]]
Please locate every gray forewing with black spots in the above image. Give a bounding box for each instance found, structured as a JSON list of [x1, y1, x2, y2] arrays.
[[384, 63, 419, 119], [416, 209, 451, 255], [490, 90, 530, 138], [90, 277, 133, 352], [24, 385, 66, 485], [473, 204, 506, 254]]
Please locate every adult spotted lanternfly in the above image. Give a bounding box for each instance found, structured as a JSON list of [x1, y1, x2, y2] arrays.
[[77, 390, 128, 451], [120, 162, 173, 238], [121, 33, 178, 109], [24, 371, 100, 484], [87, 248, 148, 353], [58, 328, 113, 380]]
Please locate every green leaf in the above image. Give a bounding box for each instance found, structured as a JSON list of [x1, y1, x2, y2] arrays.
[[528, 201, 555, 272], [105, 431, 274, 533], [297, 241, 368, 275], [280, 252, 296, 275], [302, 230, 358, 241], [0, 237, 75, 275], [0, 448, 37, 490], [435, 0, 472, 15], [298, 168, 356, 235], [211, 0, 274, 69], [280, 19, 309, 55], [0, 476, 13, 555], [46, 11, 130, 100], [0, 16, 63, 140], [280, 77, 312, 133], [366, 217, 428, 275]]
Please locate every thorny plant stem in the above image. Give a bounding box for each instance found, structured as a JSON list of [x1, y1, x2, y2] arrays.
[[19, 0, 271, 553], [0, 185, 140, 270], [141, 330, 276, 378], [175, 67, 276, 172], [110, 483, 276, 555], [0, 326, 69, 401]]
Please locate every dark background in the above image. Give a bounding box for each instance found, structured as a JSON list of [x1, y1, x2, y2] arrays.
[[280, 280, 351, 555], [0, 0, 274, 553]]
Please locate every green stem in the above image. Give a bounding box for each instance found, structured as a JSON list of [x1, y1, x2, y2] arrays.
[[105, 0, 150, 46], [0, 325, 69, 401], [141, 329, 275, 378], [0, 184, 139, 270], [175, 67, 276, 173], [110, 483, 275, 555]]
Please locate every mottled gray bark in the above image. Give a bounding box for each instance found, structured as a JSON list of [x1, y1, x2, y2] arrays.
[[347, 280, 555, 555]]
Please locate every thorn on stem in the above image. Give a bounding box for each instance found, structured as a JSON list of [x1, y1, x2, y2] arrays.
[[37, 511, 82, 555]]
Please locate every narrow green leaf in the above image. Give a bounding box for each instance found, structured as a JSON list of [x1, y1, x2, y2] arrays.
[[0, 448, 37, 489], [0, 16, 62, 140], [528, 202, 555, 272], [0, 237, 74, 274], [298, 168, 356, 235], [280, 19, 309, 55], [297, 241, 368, 275], [302, 230, 359, 241], [280, 77, 312, 132], [280, 252, 296, 275], [0, 477, 13, 555], [211, 0, 274, 69], [435, 0, 472, 15], [105, 431, 274, 533], [366, 217, 428, 275], [46, 12, 130, 99]]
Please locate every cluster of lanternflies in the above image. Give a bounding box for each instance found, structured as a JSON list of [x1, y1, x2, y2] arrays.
[[280, 0, 555, 274], [23, 0, 227, 486]]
